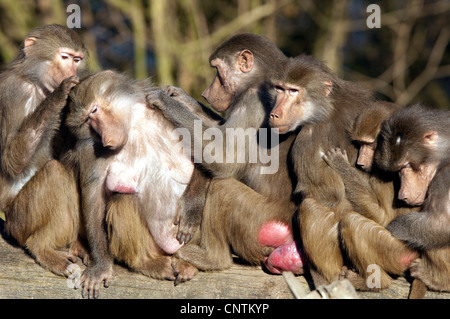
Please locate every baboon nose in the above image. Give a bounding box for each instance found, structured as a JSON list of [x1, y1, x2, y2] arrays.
[[270, 113, 279, 119]]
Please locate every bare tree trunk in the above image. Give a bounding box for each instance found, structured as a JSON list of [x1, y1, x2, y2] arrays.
[[312, 0, 349, 75], [150, 0, 174, 85], [129, 0, 146, 79]]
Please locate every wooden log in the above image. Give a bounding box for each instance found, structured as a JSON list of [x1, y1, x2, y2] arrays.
[[1, 219, 449, 299]]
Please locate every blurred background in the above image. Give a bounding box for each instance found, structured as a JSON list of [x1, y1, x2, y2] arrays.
[[0, 0, 448, 108]]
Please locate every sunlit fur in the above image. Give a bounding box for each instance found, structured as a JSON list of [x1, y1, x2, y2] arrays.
[[376, 104, 450, 172], [376, 104, 450, 254], [1, 24, 88, 277]]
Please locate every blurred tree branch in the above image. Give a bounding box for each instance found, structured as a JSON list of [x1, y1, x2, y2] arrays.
[[312, 0, 349, 74], [149, 0, 175, 85], [346, 0, 450, 31], [180, 0, 290, 56], [396, 27, 449, 105], [78, 0, 101, 71], [344, 0, 449, 106], [0, 0, 447, 108], [106, 0, 147, 79]]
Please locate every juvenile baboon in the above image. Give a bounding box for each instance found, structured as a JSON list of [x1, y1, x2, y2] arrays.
[[2, 24, 88, 276]]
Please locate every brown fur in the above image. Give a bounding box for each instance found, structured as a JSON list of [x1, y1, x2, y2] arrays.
[[376, 104, 450, 249], [105, 194, 174, 280], [62, 71, 201, 298], [149, 34, 298, 282], [6, 159, 85, 275], [375, 104, 450, 294], [271, 55, 380, 286], [322, 102, 419, 289], [1, 24, 88, 276], [410, 247, 450, 293]]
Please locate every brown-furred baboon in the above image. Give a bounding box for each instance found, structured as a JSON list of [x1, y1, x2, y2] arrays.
[[375, 104, 450, 294], [321, 102, 419, 290], [62, 71, 196, 298], [376, 104, 450, 249], [2, 24, 88, 276], [149, 33, 304, 283], [268, 55, 417, 288]]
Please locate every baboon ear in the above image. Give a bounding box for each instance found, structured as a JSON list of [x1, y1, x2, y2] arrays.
[[23, 37, 37, 56], [237, 49, 254, 73], [324, 81, 332, 97], [423, 131, 438, 146]]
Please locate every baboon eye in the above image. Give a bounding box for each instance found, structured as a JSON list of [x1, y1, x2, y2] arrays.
[[274, 86, 283, 93], [90, 104, 98, 115]]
